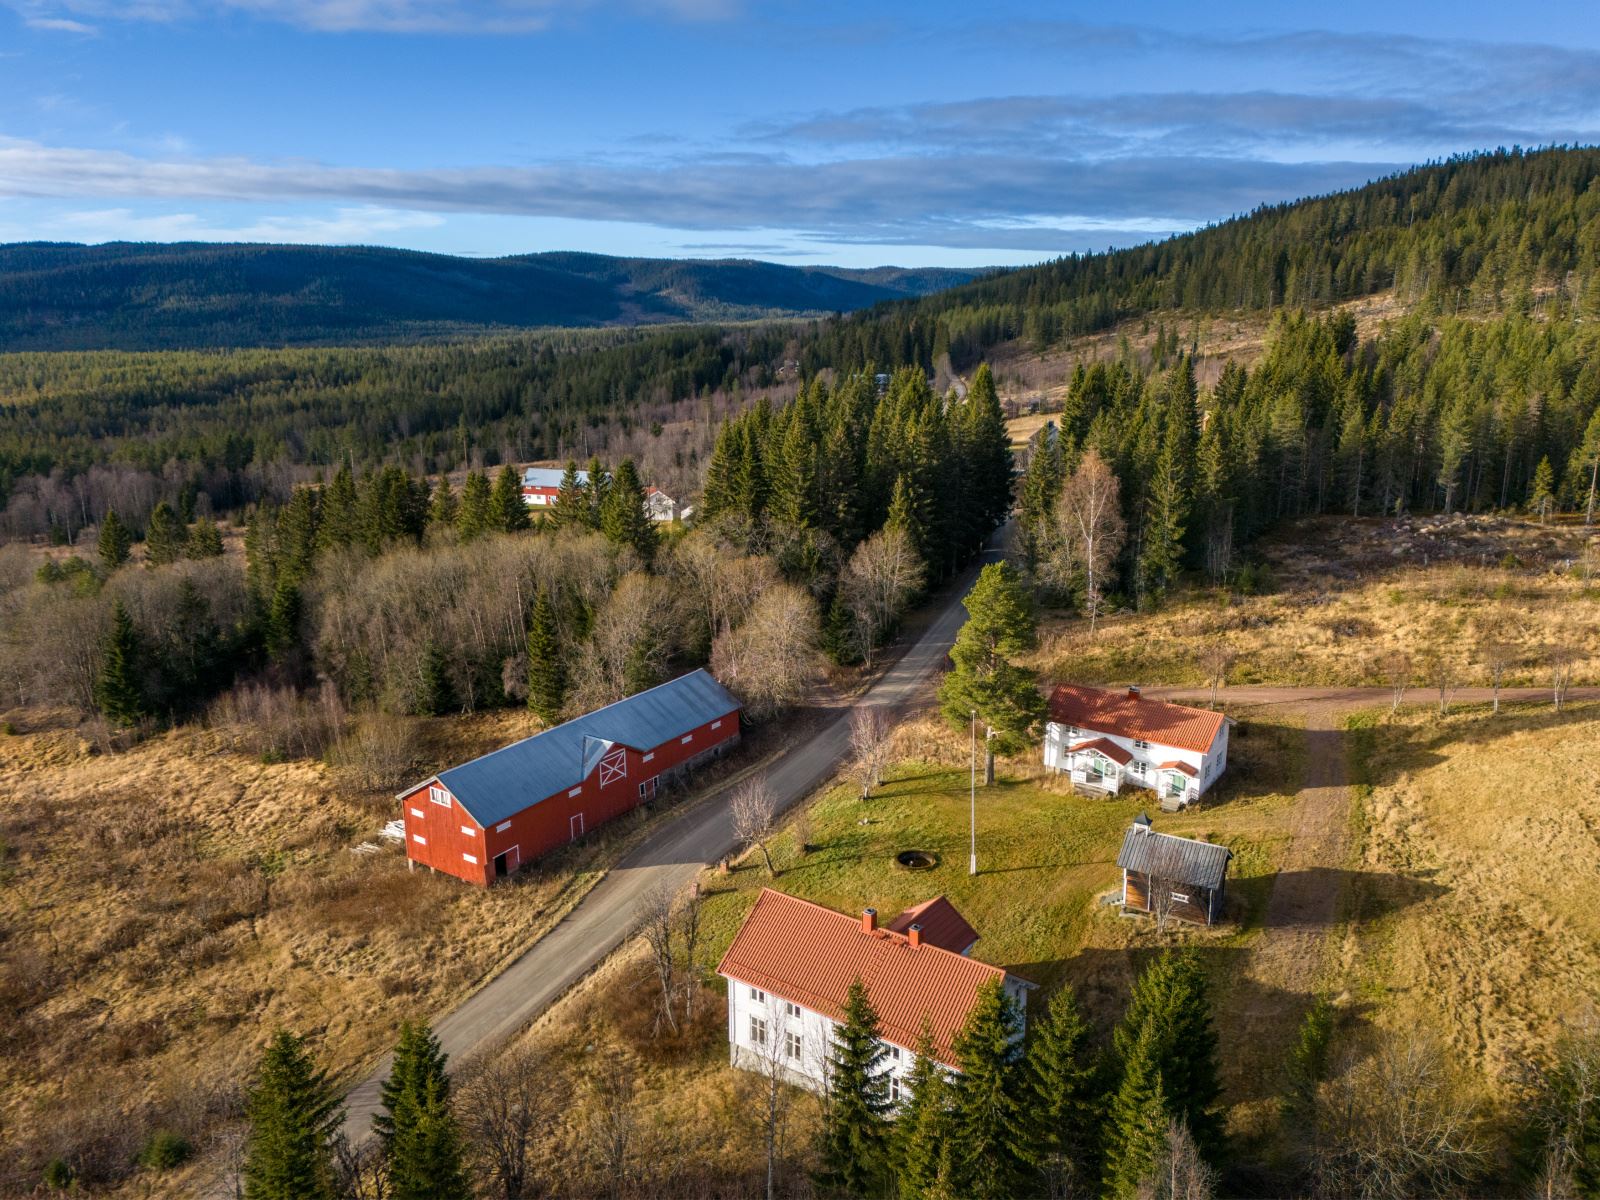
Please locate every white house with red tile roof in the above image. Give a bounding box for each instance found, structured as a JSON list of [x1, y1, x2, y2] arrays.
[[1044, 685, 1228, 808], [717, 889, 1029, 1097]]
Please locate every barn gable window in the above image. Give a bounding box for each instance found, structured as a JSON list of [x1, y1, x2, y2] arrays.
[[598, 746, 628, 787], [428, 785, 450, 807]]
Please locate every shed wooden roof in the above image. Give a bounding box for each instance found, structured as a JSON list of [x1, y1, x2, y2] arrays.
[[1050, 685, 1225, 753], [717, 889, 1009, 1067], [1116, 826, 1232, 891]]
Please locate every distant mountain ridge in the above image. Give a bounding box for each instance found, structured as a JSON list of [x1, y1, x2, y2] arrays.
[[0, 242, 983, 351]]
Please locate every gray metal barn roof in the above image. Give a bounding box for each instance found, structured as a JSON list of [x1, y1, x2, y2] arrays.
[[432, 669, 741, 828], [1116, 826, 1232, 891], [521, 466, 590, 489]]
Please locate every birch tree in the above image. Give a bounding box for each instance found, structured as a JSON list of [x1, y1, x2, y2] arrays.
[[731, 775, 779, 877], [849, 705, 893, 800], [1048, 449, 1126, 635]]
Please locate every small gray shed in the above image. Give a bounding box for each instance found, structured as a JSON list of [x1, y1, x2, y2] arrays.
[[1116, 824, 1233, 926]]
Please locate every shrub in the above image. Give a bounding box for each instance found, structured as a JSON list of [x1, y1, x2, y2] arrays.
[[139, 1129, 192, 1170], [41, 1159, 72, 1190]]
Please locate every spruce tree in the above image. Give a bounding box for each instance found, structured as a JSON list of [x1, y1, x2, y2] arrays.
[[491, 464, 530, 533], [526, 588, 566, 722], [97, 509, 132, 571], [95, 599, 147, 726], [416, 642, 456, 716], [552, 459, 586, 527], [894, 1024, 950, 1200], [600, 457, 658, 565], [1023, 983, 1102, 1197], [816, 978, 890, 1197], [1017, 427, 1065, 568], [166, 578, 224, 708], [456, 471, 493, 541], [275, 487, 320, 586], [185, 515, 225, 559], [937, 562, 1045, 782], [884, 474, 926, 560], [584, 455, 610, 529], [700, 422, 741, 524], [1102, 1021, 1170, 1199], [144, 500, 185, 567], [1529, 455, 1557, 522], [316, 464, 359, 553], [945, 978, 1028, 1200], [428, 474, 458, 528], [965, 363, 1015, 534], [266, 578, 302, 665], [376, 1022, 470, 1200], [243, 1031, 341, 1200]]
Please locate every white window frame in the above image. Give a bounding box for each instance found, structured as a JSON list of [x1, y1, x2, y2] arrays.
[[567, 786, 582, 798], [642, 752, 655, 763], [496, 820, 512, 832], [785, 1029, 802, 1062], [783, 1000, 801, 1018], [888, 1075, 902, 1104], [1170, 890, 1191, 904], [711, 719, 722, 730], [410, 807, 425, 819], [412, 833, 426, 845], [749, 1015, 768, 1048], [680, 734, 693, 744], [463, 852, 478, 865], [428, 785, 450, 807], [749, 986, 766, 1003], [460, 824, 475, 836], [1133, 738, 1150, 749]]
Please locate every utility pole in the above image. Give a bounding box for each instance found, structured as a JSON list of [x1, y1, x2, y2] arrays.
[[969, 710, 978, 876]]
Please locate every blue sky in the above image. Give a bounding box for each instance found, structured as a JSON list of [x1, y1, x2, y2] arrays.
[[0, 0, 1597, 266]]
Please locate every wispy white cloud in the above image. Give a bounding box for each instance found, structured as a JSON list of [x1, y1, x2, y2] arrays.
[[16, 204, 447, 242], [7, 0, 732, 33]]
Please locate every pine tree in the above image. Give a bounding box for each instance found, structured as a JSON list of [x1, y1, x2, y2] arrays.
[[428, 474, 458, 528], [600, 457, 658, 565], [144, 501, 185, 567], [185, 515, 225, 559], [945, 978, 1028, 1200], [1023, 983, 1101, 1197], [491, 464, 530, 533], [552, 459, 586, 527], [526, 587, 566, 722], [94, 600, 147, 726], [894, 1024, 950, 1200], [937, 562, 1045, 782], [243, 1031, 341, 1200], [1529, 455, 1557, 522], [376, 1022, 470, 1200], [456, 471, 493, 541], [816, 978, 890, 1197], [1102, 1023, 1170, 1200], [316, 464, 359, 553], [416, 642, 456, 716], [97, 509, 132, 571]]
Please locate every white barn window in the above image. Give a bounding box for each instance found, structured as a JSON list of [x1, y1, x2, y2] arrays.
[[463, 853, 478, 865], [428, 785, 450, 807], [412, 833, 426, 845], [460, 825, 474, 836]]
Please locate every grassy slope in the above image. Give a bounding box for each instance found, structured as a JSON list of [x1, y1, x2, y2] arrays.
[[1339, 699, 1600, 1090]]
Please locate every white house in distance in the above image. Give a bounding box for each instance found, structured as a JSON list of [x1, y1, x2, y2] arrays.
[[717, 889, 1029, 1099], [1043, 685, 1228, 809], [643, 486, 678, 523]]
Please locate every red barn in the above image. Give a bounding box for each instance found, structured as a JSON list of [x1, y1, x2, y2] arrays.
[[398, 669, 742, 886]]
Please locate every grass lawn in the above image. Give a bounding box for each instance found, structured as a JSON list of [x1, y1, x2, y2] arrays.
[[696, 709, 1305, 1117]]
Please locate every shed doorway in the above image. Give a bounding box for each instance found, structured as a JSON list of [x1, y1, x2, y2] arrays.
[[493, 845, 519, 879], [569, 813, 585, 841]]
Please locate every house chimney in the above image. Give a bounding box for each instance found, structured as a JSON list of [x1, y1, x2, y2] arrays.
[[1127, 685, 1141, 699], [908, 923, 923, 948], [862, 908, 877, 933]]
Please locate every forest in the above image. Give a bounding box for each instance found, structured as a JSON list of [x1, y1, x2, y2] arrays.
[[3, 148, 1600, 550]]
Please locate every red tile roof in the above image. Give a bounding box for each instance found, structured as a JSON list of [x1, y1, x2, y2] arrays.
[[885, 896, 979, 954], [1157, 760, 1198, 777], [1050, 685, 1225, 754], [1069, 736, 1132, 766], [717, 889, 1009, 1067]]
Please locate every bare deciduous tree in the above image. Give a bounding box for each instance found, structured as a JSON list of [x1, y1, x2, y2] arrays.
[[710, 582, 821, 720], [1196, 640, 1238, 711], [585, 1053, 640, 1200], [677, 880, 705, 1023], [1546, 641, 1579, 712], [1310, 1033, 1490, 1200], [1136, 1119, 1217, 1200], [457, 1044, 569, 1200], [742, 993, 804, 1200], [1382, 650, 1412, 715], [569, 571, 677, 713], [1046, 449, 1126, 636], [849, 705, 893, 800], [839, 527, 924, 667], [731, 775, 779, 877], [637, 878, 680, 1035], [1419, 649, 1456, 716], [1475, 634, 1516, 715]]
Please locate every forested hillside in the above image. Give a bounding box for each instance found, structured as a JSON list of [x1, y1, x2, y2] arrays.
[[0, 242, 978, 351]]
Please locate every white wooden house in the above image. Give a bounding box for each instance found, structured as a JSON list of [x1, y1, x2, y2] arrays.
[[644, 486, 678, 523], [717, 890, 1028, 1098], [1043, 685, 1228, 809]]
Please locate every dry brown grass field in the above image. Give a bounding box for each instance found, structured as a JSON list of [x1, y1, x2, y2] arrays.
[[1338, 699, 1600, 1092], [0, 702, 715, 1191], [1030, 514, 1600, 691]]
